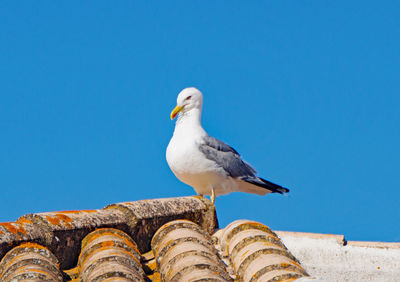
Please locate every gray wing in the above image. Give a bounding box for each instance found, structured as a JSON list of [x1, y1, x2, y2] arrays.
[[199, 136, 289, 194], [198, 136, 257, 178]]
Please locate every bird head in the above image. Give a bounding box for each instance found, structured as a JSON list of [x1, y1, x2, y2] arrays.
[[170, 87, 203, 119]]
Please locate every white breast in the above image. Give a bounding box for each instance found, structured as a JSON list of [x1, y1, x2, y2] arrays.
[[166, 133, 238, 196]]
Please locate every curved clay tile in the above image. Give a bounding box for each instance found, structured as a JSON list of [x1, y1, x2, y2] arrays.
[[0, 242, 63, 282], [78, 228, 146, 281], [151, 219, 232, 281], [216, 220, 308, 282]]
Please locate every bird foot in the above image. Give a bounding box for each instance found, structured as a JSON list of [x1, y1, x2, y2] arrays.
[[198, 191, 215, 204]]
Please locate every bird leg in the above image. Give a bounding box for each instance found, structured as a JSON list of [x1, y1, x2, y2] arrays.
[[211, 187, 215, 204]]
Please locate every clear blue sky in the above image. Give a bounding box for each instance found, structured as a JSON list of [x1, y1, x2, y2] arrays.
[[1, 2, 399, 242]]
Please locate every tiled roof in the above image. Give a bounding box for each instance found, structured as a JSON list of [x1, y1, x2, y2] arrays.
[[0, 196, 309, 281]]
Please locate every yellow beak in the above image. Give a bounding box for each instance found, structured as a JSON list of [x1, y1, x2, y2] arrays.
[[170, 105, 184, 120]]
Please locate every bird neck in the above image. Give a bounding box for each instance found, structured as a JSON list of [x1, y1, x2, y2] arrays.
[[174, 108, 205, 136]]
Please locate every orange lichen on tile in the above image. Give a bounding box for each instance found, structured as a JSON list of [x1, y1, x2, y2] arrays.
[[289, 260, 304, 270], [101, 241, 115, 248], [44, 213, 74, 228], [19, 242, 49, 249], [55, 214, 73, 228], [147, 272, 161, 281], [26, 268, 53, 276], [64, 266, 79, 281], [45, 215, 61, 226], [0, 222, 26, 235], [146, 260, 157, 271], [82, 230, 140, 254], [16, 218, 33, 225], [82, 231, 120, 243], [55, 209, 97, 214]]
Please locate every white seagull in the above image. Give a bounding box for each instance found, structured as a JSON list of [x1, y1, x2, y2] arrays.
[[166, 87, 289, 203]]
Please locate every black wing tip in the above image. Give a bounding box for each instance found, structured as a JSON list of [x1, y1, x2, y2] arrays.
[[275, 186, 290, 194], [261, 177, 290, 195], [244, 176, 290, 195]]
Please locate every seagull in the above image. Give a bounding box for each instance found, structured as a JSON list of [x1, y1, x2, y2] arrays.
[[166, 87, 289, 203]]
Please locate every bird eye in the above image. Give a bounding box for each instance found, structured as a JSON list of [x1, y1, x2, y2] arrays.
[[185, 95, 192, 100]]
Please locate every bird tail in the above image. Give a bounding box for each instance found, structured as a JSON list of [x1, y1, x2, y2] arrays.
[[239, 176, 289, 195]]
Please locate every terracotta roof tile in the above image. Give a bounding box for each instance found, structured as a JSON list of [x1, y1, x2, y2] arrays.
[[0, 196, 310, 281], [0, 196, 217, 271], [215, 220, 308, 281], [151, 220, 232, 281], [105, 196, 217, 253], [0, 243, 63, 281], [78, 228, 145, 281]]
